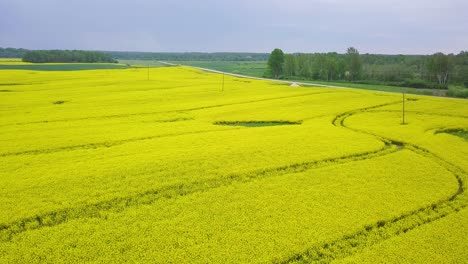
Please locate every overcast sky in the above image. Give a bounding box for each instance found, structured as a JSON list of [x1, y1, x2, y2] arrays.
[[1, 0, 467, 54]]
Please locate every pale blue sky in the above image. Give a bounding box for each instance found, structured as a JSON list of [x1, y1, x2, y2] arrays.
[[1, 0, 467, 54]]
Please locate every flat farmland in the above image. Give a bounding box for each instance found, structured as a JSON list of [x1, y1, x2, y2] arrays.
[[0, 66, 467, 263]]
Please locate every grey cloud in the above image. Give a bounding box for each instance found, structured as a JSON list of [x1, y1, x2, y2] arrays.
[[0, 0, 466, 54]]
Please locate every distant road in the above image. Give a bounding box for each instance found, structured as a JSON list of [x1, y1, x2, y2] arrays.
[[157, 61, 466, 100], [157, 61, 347, 89]]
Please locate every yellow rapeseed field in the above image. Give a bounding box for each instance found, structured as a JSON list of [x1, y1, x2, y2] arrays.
[[0, 66, 467, 263]]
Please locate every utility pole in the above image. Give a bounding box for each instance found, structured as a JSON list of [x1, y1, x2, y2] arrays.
[[222, 73, 225, 92], [402, 92, 406, 125]]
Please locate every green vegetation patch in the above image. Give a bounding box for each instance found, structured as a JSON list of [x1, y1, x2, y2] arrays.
[[436, 129, 468, 141], [447, 86, 468, 98], [172, 61, 268, 78], [214, 120, 302, 127], [118, 60, 169, 68]]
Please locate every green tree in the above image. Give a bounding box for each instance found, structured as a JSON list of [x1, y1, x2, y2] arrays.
[[346, 47, 362, 81], [454, 51, 468, 87], [268, 48, 285, 78], [283, 54, 297, 77], [324, 53, 338, 81], [296, 54, 312, 78], [426, 52, 454, 87]]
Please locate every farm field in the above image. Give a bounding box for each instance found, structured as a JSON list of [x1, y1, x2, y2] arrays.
[[0, 66, 467, 263]]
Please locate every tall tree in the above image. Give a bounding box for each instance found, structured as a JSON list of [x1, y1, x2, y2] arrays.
[[346, 47, 362, 81], [324, 53, 338, 81], [283, 54, 297, 77], [426, 52, 454, 87], [268, 48, 285, 78]]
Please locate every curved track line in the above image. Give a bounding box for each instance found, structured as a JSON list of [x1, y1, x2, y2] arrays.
[[0, 112, 332, 158], [281, 101, 467, 264], [0, 127, 242, 158], [365, 109, 468, 119], [0, 141, 400, 242], [0, 91, 332, 128]]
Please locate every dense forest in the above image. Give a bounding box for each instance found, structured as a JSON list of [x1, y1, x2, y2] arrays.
[[0, 47, 29, 58], [21, 50, 117, 63], [269, 48, 468, 89]]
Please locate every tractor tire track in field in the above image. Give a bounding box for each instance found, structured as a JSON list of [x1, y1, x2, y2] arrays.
[[0, 91, 333, 128], [0, 113, 324, 158], [281, 101, 467, 264], [365, 109, 468, 119], [0, 127, 243, 158], [0, 141, 401, 242]]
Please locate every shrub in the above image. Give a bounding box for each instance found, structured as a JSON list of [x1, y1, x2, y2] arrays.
[[447, 86, 468, 98]]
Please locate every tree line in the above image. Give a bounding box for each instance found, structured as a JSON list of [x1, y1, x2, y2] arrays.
[[0, 47, 29, 58], [1, 48, 269, 62], [103, 51, 269, 61], [2, 47, 467, 88], [21, 50, 117, 63], [268, 48, 468, 89]]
